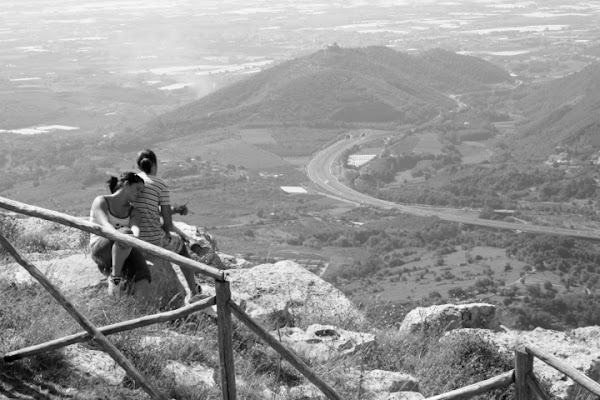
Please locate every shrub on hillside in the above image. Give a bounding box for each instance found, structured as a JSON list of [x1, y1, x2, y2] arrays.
[[417, 332, 514, 399]]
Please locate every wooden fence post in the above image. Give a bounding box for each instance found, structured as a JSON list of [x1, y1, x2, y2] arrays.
[[216, 279, 237, 400], [0, 233, 166, 400], [515, 348, 533, 400]]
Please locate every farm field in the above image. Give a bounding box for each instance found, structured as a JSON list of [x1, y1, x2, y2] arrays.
[[457, 141, 493, 164], [343, 246, 574, 304], [412, 131, 444, 155]]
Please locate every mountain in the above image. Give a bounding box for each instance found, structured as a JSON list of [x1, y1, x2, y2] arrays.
[[513, 64, 600, 157], [126, 46, 511, 145]]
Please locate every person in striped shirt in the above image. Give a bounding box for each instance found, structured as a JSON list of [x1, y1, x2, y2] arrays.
[[131, 149, 201, 304]]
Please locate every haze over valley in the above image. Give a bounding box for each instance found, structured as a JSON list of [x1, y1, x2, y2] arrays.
[[4, 0, 600, 335]]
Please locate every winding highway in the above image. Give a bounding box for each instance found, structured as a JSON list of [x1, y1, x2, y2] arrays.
[[306, 132, 600, 241]]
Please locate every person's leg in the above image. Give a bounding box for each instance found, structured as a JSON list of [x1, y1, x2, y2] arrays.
[[178, 245, 200, 298], [111, 228, 134, 278], [123, 247, 152, 304], [162, 233, 200, 301]]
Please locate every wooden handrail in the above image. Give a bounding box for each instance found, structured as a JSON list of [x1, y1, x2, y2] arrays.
[[423, 370, 513, 400], [526, 345, 600, 396], [216, 280, 236, 400], [0, 232, 166, 400], [228, 300, 343, 400], [0, 196, 223, 280], [3, 296, 216, 362], [515, 349, 533, 400]]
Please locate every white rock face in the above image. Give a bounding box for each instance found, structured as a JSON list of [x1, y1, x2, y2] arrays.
[[0, 253, 101, 292], [399, 303, 498, 333], [227, 261, 366, 328], [359, 369, 419, 393], [379, 392, 425, 400], [447, 326, 600, 399], [271, 324, 375, 362], [64, 344, 126, 386]]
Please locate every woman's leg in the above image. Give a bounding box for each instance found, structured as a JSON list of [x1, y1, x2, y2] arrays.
[[111, 228, 134, 277], [111, 242, 132, 277], [179, 245, 200, 298]]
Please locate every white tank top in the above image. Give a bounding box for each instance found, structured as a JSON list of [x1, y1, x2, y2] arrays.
[[89, 196, 131, 246]]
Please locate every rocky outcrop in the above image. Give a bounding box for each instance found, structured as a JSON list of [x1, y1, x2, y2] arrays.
[[226, 261, 366, 329], [399, 303, 498, 333], [174, 221, 249, 269], [447, 326, 600, 399], [270, 324, 375, 362], [0, 253, 101, 292]]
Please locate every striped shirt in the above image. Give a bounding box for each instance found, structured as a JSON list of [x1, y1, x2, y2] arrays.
[[131, 171, 170, 244]]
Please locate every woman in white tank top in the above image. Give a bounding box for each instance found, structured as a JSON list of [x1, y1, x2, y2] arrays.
[[89, 172, 149, 300]]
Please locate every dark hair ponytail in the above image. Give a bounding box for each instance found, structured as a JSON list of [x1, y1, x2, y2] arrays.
[[107, 172, 144, 193], [136, 149, 157, 174]]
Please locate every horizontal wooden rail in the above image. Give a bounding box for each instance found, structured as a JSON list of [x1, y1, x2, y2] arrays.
[[4, 296, 216, 362], [526, 345, 600, 397], [0, 196, 223, 280], [424, 370, 514, 400], [227, 300, 343, 400]]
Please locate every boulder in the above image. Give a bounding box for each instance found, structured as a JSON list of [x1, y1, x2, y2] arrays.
[[226, 261, 366, 328], [0, 253, 101, 292], [399, 303, 498, 333], [447, 326, 600, 399], [0, 248, 186, 310], [270, 324, 375, 362], [162, 361, 215, 389], [144, 254, 186, 309]]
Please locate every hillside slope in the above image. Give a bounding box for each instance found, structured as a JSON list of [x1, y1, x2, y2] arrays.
[[125, 46, 511, 145], [513, 63, 600, 157]]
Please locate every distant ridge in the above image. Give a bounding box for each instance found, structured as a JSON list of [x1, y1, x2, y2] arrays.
[[513, 63, 600, 157], [132, 46, 511, 144]]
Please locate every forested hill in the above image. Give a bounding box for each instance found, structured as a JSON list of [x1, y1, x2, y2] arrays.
[[513, 63, 600, 158], [127, 46, 511, 145]]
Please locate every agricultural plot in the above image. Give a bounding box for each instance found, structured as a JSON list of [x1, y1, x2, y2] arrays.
[[412, 132, 444, 155], [390, 136, 419, 154], [238, 128, 277, 145], [163, 137, 289, 170], [346, 246, 570, 304], [457, 141, 493, 164]]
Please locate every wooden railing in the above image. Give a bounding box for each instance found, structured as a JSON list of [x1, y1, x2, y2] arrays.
[[0, 196, 342, 400], [2, 196, 600, 400], [424, 345, 600, 400]]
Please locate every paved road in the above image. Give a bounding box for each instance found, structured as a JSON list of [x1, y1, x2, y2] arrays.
[[306, 132, 600, 241]]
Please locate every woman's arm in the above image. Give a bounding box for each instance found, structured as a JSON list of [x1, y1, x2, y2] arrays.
[[161, 205, 191, 242], [129, 207, 142, 238], [90, 196, 118, 232]]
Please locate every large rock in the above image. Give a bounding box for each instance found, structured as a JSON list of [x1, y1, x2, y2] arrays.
[[144, 254, 186, 309], [270, 324, 375, 362], [162, 361, 215, 390], [0, 251, 187, 310], [448, 326, 600, 399], [226, 261, 366, 328], [399, 303, 498, 333]]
